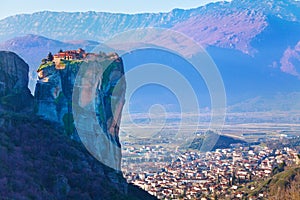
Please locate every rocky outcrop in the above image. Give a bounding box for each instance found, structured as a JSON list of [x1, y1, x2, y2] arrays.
[[0, 51, 155, 199], [0, 34, 101, 92], [34, 53, 126, 171], [0, 51, 33, 111]]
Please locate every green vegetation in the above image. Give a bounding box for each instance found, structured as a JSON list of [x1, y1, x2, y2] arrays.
[[0, 91, 32, 112], [54, 92, 64, 104], [241, 166, 300, 199], [37, 61, 55, 72], [98, 102, 105, 123], [272, 167, 300, 185], [62, 113, 75, 137], [69, 60, 84, 65], [0, 93, 19, 108], [60, 59, 84, 73], [0, 112, 154, 199], [265, 137, 300, 150], [189, 130, 246, 151], [272, 161, 286, 175], [47, 52, 54, 61], [101, 61, 117, 89]]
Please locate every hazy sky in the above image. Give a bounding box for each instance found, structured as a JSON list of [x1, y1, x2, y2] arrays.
[[0, 0, 225, 20]]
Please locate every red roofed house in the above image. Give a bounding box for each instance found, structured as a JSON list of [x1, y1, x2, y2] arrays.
[[53, 48, 87, 65]]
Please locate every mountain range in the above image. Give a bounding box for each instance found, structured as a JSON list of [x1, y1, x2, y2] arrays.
[[0, 0, 299, 52], [0, 0, 300, 111]]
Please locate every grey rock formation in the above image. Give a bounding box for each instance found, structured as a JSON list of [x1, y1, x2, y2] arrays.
[[0, 51, 155, 199], [0, 51, 33, 111], [34, 53, 126, 170]]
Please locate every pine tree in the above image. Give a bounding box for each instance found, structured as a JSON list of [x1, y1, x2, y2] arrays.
[[47, 52, 54, 61]]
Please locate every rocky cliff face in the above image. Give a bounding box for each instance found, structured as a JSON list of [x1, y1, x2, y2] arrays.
[[34, 53, 126, 171], [0, 51, 155, 199], [0, 51, 33, 111]]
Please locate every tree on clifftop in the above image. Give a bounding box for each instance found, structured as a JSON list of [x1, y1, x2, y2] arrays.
[[47, 52, 54, 61]]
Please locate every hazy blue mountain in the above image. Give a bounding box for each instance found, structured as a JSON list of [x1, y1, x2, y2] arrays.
[[0, 0, 299, 52], [228, 92, 300, 112], [0, 0, 299, 110]]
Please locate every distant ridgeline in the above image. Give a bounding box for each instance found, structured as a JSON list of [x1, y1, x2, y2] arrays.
[[34, 48, 126, 170]]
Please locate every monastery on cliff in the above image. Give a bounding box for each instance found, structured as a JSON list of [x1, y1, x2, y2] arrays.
[[53, 48, 87, 65]]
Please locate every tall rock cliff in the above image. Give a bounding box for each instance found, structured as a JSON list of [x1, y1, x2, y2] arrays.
[[0, 51, 155, 199], [34, 52, 126, 171], [0, 51, 33, 111]]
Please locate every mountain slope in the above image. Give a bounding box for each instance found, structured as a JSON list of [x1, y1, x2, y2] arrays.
[[0, 0, 299, 53], [0, 112, 156, 199], [241, 166, 300, 199], [229, 92, 300, 112], [189, 131, 246, 152]]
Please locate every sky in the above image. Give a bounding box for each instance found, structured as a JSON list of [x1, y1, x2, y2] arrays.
[[0, 0, 224, 20]]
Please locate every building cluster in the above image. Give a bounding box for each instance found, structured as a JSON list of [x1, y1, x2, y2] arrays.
[[41, 48, 120, 69], [122, 145, 178, 174], [123, 145, 299, 199], [53, 48, 87, 64]]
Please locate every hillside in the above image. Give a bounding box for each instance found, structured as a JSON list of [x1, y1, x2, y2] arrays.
[[264, 137, 300, 151], [241, 166, 300, 199], [189, 131, 247, 152], [0, 112, 156, 199]]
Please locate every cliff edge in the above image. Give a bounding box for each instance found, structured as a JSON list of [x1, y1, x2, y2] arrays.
[[0, 51, 33, 111], [0, 51, 155, 199], [34, 50, 126, 171]]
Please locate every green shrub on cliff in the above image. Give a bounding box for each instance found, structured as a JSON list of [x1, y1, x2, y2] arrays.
[[63, 113, 75, 137], [54, 92, 65, 104], [101, 61, 118, 90], [0, 91, 33, 112], [37, 61, 55, 72]]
